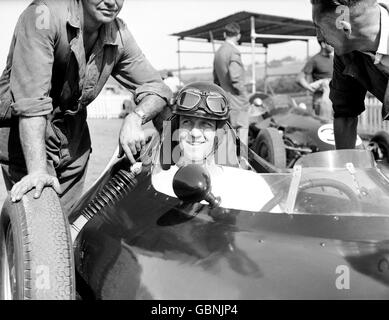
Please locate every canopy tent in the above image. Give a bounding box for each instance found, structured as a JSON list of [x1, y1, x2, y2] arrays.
[[171, 11, 317, 93]]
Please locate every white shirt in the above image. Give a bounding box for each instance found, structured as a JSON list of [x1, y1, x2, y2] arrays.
[[373, 5, 389, 72], [163, 76, 183, 93], [151, 164, 282, 213]]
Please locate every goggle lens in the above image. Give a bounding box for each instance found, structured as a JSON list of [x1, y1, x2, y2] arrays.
[[206, 96, 227, 114], [177, 92, 201, 109]]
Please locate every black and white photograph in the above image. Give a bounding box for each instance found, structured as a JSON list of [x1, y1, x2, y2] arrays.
[[1, 0, 389, 306]]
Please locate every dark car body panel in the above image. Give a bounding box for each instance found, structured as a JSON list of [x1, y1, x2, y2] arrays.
[[248, 106, 341, 169], [251, 107, 334, 153], [71, 153, 389, 300]]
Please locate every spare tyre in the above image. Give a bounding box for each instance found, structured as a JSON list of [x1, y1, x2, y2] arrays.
[[0, 188, 75, 300]]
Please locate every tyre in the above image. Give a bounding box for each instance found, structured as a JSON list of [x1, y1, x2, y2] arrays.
[[253, 128, 286, 168], [0, 188, 75, 300], [369, 131, 389, 164]]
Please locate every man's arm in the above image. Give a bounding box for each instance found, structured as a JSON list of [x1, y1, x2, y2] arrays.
[[11, 117, 61, 201], [297, 58, 315, 92], [20, 116, 47, 173], [330, 54, 367, 149], [296, 71, 315, 92], [8, 4, 60, 201], [112, 20, 172, 105], [228, 54, 248, 96], [112, 20, 172, 162], [118, 95, 166, 163]]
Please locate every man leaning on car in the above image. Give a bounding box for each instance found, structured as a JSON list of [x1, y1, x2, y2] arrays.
[[0, 0, 172, 215], [311, 0, 389, 149]]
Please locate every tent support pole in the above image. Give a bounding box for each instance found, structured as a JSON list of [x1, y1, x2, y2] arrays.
[[251, 16, 256, 94], [177, 38, 182, 83], [264, 45, 269, 93], [306, 39, 310, 60]]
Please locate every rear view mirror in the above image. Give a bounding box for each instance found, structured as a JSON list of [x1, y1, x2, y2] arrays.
[[173, 164, 220, 208]]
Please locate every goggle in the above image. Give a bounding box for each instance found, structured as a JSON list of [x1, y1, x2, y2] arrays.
[[176, 90, 229, 116]]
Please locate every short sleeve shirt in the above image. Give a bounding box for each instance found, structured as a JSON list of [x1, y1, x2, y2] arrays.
[[303, 53, 334, 82]]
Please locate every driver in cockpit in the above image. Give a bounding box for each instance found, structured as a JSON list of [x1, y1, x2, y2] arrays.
[[153, 81, 237, 186], [153, 82, 279, 212]]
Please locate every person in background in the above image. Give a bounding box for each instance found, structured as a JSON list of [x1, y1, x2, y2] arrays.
[[163, 71, 184, 98], [213, 22, 250, 146], [297, 38, 334, 118]]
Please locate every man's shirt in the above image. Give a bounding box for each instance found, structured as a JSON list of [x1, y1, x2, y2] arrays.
[[302, 52, 333, 82], [225, 39, 238, 50], [213, 40, 248, 97], [0, 0, 171, 168], [329, 3, 389, 119], [371, 4, 389, 72], [0, 0, 171, 121]]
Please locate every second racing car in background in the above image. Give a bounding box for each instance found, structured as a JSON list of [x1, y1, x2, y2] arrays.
[[248, 92, 366, 168]]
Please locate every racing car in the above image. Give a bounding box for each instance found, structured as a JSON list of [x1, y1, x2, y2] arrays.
[[248, 92, 364, 168], [2, 124, 389, 300]]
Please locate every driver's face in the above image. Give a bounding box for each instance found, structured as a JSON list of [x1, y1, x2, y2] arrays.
[[179, 116, 217, 163], [82, 0, 124, 25]]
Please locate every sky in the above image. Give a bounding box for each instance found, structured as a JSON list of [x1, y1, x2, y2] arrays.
[[0, 0, 318, 71]]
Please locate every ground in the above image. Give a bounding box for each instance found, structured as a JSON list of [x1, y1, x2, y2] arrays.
[[0, 119, 123, 206]]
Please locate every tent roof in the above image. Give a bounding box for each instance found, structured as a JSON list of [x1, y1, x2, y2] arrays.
[[171, 11, 316, 46]]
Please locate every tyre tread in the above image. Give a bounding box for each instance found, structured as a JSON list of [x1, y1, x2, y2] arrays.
[[1, 188, 75, 300]]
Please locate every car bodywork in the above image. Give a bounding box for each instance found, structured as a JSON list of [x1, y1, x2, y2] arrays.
[[249, 101, 338, 168], [69, 130, 389, 300], [248, 94, 365, 168]]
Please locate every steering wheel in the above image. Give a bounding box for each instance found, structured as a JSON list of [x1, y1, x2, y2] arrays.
[[260, 178, 362, 213]]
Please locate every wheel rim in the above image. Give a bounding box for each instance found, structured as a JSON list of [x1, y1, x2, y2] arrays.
[[1, 223, 17, 300]]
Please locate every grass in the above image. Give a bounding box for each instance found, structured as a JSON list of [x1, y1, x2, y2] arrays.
[[0, 118, 123, 206]]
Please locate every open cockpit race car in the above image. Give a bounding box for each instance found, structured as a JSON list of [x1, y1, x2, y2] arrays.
[[248, 92, 389, 170], [248, 92, 366, 169], [2, 117, 389, 300]]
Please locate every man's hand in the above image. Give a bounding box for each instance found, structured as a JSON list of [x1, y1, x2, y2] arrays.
[[118, 112, 145, 163], [10, 171, 62, 202], [305, 84, 316, 93], [118, 95, 167, 163], [296, 72, 315, 93], [302, 81, 316, 93], [310, 79, 329, 92], [12, 116, 61, 202]]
